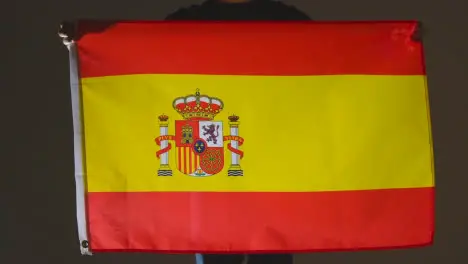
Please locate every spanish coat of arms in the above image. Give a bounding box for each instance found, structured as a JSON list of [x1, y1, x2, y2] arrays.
[[155, 89, 244, 177]]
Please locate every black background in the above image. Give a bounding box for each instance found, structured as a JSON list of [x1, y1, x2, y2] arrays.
[[7, 0, 468, 263]]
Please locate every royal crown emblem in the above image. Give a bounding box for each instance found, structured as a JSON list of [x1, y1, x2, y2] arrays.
[[155, 89, 244, 177], [173, 89, 224, 120]]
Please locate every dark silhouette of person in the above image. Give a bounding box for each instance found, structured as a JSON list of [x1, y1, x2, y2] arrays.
[[166, 0, 310, 21], [165, 1, 311, 263]]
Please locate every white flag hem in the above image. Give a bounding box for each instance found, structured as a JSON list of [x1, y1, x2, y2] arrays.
[[67, 41, 92, 256]]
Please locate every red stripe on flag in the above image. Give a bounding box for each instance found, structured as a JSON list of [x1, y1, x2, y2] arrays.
[[76, 21, 424, 77], [87, 187, 433, 252]]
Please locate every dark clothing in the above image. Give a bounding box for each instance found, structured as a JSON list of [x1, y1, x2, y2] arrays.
[[202, 254, 245, 264], [166, 0, 310, 21], [165, 1, 310, 263], [202, 253, 294, 264]]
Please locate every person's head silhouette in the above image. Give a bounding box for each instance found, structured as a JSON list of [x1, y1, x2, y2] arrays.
[[166, 0, 311, 21]]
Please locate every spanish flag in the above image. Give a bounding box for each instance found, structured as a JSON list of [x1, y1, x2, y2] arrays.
[[66, 21, 434, 254]]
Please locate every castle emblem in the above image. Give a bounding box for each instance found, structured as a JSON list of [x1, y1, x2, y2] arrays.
[[155, 89, 244, 177]]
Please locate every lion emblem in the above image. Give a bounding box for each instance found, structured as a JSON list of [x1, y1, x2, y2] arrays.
[[202, 123, 220, 144]]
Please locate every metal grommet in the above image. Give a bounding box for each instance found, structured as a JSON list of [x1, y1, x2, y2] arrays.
[[81, 240, 89, 248], [411, 21, 423, 42]]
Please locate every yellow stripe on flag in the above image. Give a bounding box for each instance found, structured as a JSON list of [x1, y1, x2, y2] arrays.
[[81, 74, 433, 192]]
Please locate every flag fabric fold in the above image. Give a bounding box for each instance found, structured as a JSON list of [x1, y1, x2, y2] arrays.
[[68, 20, 434, 254]]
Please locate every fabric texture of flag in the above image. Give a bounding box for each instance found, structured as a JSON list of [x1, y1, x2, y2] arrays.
[[66, 20, 434, 255]]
